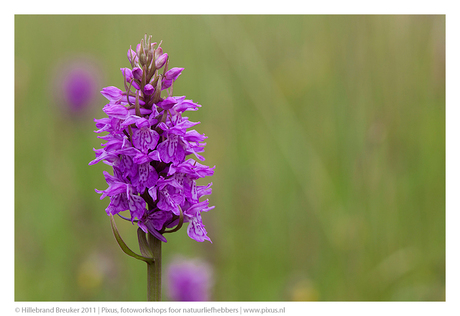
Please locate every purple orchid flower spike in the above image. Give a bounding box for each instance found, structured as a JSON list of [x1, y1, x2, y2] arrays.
[[89, 34, 215, 301]]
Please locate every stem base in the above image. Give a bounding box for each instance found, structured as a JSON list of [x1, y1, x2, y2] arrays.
[[147, 233, 162, 301]]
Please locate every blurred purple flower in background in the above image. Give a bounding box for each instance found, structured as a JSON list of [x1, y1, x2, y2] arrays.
[[166, 256, 213, 301], [63, 67, 96, 111], [51, 56, 102, 116]]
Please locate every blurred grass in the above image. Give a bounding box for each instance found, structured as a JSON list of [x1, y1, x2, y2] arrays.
[[15, 15, 445, 301]]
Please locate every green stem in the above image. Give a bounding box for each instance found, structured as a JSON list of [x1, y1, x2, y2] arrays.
[[147, 233, 162, 301]]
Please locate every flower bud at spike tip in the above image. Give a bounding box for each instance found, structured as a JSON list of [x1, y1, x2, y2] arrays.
[[155, 53, 168, 69], [165, 68, 184, 81], [132, 67, 143, 81], [121, 68, 133, 82], [155, 46, 163, 60], [121, 68, 139, 90], [144, 84, 154, 96], [128, 46, 137, 64]]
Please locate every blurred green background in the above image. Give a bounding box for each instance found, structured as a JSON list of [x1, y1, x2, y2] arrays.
[[15, 15, 445, 301]]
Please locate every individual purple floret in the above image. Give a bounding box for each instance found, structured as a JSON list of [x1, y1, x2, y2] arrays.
[[166, 257, 213, 301], [90, 35, 214, 243]]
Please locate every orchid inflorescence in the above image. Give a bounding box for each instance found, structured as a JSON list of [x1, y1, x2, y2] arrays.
[[90, 35, 215, 243]]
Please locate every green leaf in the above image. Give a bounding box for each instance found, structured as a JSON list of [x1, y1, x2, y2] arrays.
[[137, 227, 153, 258], [109, 215, 154, 263]]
